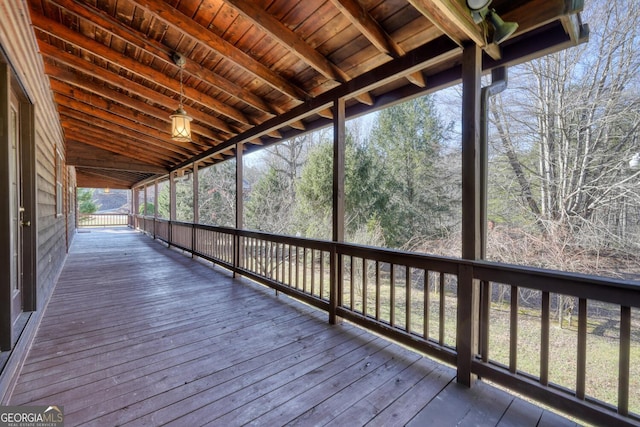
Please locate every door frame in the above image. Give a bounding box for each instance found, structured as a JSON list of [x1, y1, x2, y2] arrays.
[[1, 58, 36, 351]]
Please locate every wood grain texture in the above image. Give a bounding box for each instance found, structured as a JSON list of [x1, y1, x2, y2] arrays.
[[9, 229, 574, 425]]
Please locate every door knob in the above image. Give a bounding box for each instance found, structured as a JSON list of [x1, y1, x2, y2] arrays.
[[21, 220, 31, 227]]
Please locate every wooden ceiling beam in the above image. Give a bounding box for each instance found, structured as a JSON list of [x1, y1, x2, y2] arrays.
[[500, 0, 585, 39], [53, 92, 215, 150], [47, 73, 222, 144], [225, 0, 347, 83], [407, 0, 482, 46], [31, 12, 252, 126], [175, 36, 460, 170], [63, 128, 178, 166], [76, 169, 139, 188], [329, 0, 404, 58], [64, 130, 173, 167], [60, 113, 189, 160], [132, 0, 310, 102], [407, 0, 501, 60], [289, 121, 306, 131], [329, 0, 426, 88], [58, 104, 199, 156], [66, 140, 169, 174], [47, 0, 278, 117], [407, 71, 427, 87], [69, 157, 166, 175], [39, 43, 236, 135]]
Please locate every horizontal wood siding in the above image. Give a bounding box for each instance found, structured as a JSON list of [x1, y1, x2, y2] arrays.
[[0, 0, 71, 401]]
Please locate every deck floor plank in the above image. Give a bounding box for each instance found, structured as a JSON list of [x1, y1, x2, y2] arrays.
[[406, 380, 515, 426], [8, 229, 577, 426]]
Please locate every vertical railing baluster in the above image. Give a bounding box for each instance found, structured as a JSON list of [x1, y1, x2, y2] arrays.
[[252, 238, 257, 273], [288, 244, 292, 287], [311, 249, 315, 295], [375, 260, 381, 321], [362, 258, 367, 317], [541, 291, 550, 386], [319, 250, 325, 299], [295, 246, 300, 289], [303, 247, 308, 293], [281, 243, 286, 284], [618, 305, 630, 416], [349, 256, 355, 310], [480, 280, 490, 362], [406, 266, 411, 333], [390, 263, 395, 327], [509, 285, 518, 373], [269, 240, 274, 279], [439, 272, 445, 345], [576, 298, 587, 400], [424, 271, 429, 339], [273, 242, 280, 282], [261, 239, 266, 276]]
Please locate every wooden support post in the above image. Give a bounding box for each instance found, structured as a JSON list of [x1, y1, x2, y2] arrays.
[[129, 189, 134, 227], [457, 43, 482, 387], [192, 163, 198, 258], [193, 163, 199, 224], [330, 97, 346, 325], [235, 143, 244, 278], [153, 179, 158, 239], [143, 183, 148, 217], [169, 171, 176, 246]]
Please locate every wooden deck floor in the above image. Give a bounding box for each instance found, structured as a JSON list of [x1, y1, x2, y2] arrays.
[[8, 229, 578, 426]]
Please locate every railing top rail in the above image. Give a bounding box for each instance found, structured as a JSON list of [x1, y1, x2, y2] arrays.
[[138, 218, 640, 306], [472, 260, 640, 307], [335, 242, 463, 274], [238, 228, 334, 250]]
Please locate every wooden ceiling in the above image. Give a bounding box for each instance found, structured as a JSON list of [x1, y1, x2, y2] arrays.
[[26, 0, 587, 189]]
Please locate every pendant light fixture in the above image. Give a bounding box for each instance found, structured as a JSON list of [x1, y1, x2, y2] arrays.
[[170, 52, 192, 142]]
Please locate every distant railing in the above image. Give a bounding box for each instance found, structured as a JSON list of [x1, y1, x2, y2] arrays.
[[78, 213, 129, 228], [131, 215, 640, 426]]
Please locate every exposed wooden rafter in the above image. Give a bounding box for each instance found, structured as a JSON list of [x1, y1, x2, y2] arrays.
[[22, 0, 586, 188], [132, 0, 310, 102], [46, 0, 279, 118]]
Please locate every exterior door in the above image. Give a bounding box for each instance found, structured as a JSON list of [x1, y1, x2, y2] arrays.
[[9, 89, 23, 328]]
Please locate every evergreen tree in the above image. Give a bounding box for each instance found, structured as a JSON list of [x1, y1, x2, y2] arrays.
[[369, 96, 456, 248], [78, 188, 97, 214]]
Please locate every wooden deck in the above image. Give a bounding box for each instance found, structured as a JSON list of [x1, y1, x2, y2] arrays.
[[8, 229, 578, 426]]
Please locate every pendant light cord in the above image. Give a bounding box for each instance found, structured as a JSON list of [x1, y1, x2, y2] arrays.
[[179, 65, 184, 110]]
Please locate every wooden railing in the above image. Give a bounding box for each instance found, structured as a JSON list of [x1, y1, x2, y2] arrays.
[[472, 263, 640, 425], [78, 213, 129, 227], [131, 215, 640, 426]]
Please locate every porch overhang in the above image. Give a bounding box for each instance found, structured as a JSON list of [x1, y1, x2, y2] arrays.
[[26, 0, 588, 189]]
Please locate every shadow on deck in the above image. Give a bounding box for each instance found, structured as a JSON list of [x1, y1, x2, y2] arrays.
[[8, 229, 578, 426]]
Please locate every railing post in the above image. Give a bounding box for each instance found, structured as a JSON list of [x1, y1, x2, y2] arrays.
[[191, 223, 195, 259], [153, 179, 158, 239], [234, 142, 244, 278], [457, 263, 479, 387], [169, 171, 176, 248], [329, 244, 340, 324]]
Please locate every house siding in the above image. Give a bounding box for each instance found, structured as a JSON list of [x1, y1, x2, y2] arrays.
[[0, 0, 75, 400]]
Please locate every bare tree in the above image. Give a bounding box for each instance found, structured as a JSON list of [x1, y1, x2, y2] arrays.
[[488, 0, 640, 268]]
